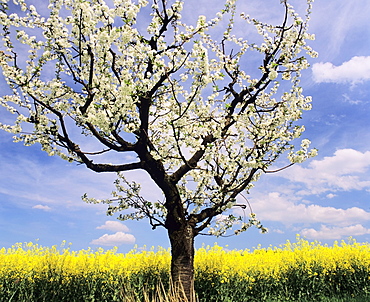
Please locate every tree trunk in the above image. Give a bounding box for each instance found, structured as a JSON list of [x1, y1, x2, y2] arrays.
[[168, 223, 196, 302]]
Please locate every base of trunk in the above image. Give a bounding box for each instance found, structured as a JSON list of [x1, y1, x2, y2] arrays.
[[169, 224, 196, 302]]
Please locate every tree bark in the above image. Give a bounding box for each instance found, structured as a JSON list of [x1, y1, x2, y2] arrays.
[[168, 223, 196, 302]]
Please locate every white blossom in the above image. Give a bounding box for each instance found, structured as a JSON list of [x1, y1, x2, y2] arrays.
[[268, 70, 278, 80]]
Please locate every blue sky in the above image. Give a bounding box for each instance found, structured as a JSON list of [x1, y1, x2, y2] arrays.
[[1, 0, 370, 253]]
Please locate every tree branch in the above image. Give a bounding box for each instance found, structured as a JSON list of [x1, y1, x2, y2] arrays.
[[264, 163, 294, 173], [170, 134, 214, 183], [79, 159, 144, 173]]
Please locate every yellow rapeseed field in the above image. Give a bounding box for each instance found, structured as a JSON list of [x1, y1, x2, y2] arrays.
[[1, 236, 370, 301], [195, 236, 370, 282], [0, 241, 171, 283]]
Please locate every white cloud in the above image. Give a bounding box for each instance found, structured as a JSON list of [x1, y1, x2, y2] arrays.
[[301, 224, 370, 240], [96, 221, 130, 232], [279, 149, 370, 194], [90, 232, 136, 246], [342, 93, 363, 105], [312, 56, 370, 84], [243, 192, 370, 227], [310, 149, 370, 174], [32, 204, 52, 211], [235, 148, 370, 241], [308, 2, 370, 58]]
